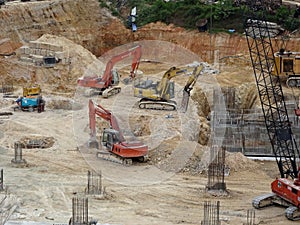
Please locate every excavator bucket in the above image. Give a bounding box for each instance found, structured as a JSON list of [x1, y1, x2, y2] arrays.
[[180, 89, 190, 113], [179, 64, 204, 113]]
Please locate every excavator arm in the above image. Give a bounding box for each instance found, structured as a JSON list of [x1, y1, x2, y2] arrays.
[[89, 99, 124, 143], [102, 45, 142, 86], [156, 67, 190, 100], [183, 64, 204, 94], [134, 64, 201, 110], [88, 99, 148, 164], [180, 64, 204, 112]]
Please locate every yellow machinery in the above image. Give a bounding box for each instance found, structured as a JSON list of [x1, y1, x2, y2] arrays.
[[23, 84, 41, 97], [15, 84, 45, 113], [133, 64, 203, 110], [272, 50, 300, 87], [22, 70, 41, 97], [180, 64, 204, 112]]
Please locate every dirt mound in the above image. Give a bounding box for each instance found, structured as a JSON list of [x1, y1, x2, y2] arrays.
[[45, 98, 82, 110], [180, 148, 258, 175], [130, 114, 151, 137], [235, 83, 258, 109], [23, 34, 103, 95], [225, 152, 258, 172]]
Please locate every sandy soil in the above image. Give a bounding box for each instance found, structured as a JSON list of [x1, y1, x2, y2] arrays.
[[0, 75, 295, 225], [0, 36, 298, 225]]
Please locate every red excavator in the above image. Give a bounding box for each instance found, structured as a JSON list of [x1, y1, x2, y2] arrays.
[[77, 45, 142, 97], [88, 99, 148, 165]]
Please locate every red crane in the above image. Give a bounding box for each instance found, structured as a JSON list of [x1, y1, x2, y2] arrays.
[[78, 45, 142, 97], [88, 99, 148, 165]]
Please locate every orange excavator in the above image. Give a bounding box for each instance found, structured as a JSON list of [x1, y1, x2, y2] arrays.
[[77, 45, 142, 97], [88, 99, 148, 165]]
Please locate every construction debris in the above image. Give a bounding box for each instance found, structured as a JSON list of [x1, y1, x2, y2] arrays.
[[0, 194, 19, 225], [16, 40, 69, 67], [0, 82, 14, 97], [0, 112, 13, 116], [19, 136, 55, 149], [246, 209, 256, 225]]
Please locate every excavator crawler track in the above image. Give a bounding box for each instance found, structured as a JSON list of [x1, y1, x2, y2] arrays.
[[286, 76, 300, 88], [285, 206, 300, 221], [138, 99, 176, 111], [252, 193, 276, 209], [96, 150, 133, 166], [102, 86, 121, 98]]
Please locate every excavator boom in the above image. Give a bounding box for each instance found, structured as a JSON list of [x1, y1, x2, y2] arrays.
[[89, 99, 124, 142]]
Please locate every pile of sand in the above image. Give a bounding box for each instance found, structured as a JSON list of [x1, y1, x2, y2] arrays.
[[225, 152, 258, 172]]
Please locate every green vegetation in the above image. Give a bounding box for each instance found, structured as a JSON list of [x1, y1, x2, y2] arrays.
[[105, 0, 300, 33]]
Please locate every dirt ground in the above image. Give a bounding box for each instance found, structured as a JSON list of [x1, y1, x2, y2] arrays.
[[0, 36, 299, 225], [0, 92, 294, 225]]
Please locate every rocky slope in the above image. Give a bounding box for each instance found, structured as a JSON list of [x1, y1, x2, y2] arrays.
[[0, 0, 299, 64]]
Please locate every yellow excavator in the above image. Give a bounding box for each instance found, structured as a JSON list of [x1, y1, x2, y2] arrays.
[[23, 84, 41, 97], [272, 49, 300, 88], [180, 64, 204, 112], [133, 64, 204, 110]]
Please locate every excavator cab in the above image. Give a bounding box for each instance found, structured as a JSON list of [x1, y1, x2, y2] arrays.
[[273, 51, 300, 88], [111, 70, 120, 86], [101, 128, 121, 150]]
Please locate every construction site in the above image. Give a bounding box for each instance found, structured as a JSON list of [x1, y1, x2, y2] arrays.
[[0, 0, 300, 225]]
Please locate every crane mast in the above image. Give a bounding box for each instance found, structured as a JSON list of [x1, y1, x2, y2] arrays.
[[239, 1, 300, 220], [244, 1, 299, 179]]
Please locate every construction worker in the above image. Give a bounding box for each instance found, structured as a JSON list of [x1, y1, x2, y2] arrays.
[[37, 97, 45, 113], [15, 96, 22, 106]]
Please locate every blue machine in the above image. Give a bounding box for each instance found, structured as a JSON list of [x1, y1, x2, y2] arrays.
[[15, 96, 45, 112]]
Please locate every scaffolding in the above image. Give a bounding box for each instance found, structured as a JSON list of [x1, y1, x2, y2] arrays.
[[201, 201, 221, 225], [207, 146, 226, 191]]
